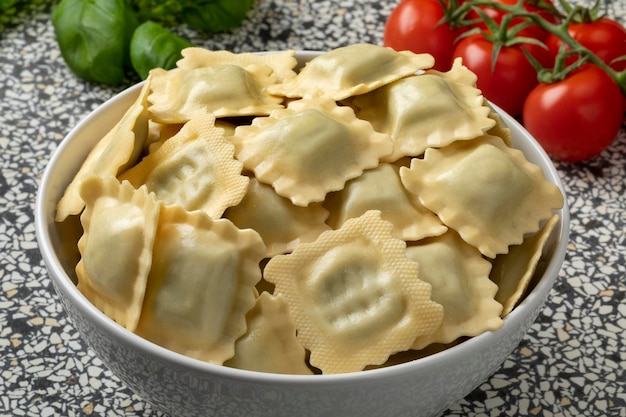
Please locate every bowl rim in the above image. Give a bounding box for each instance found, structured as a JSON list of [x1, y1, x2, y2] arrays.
[[35, 50, 570, 386]]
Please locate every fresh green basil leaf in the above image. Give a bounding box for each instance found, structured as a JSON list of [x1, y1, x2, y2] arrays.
[[132, 0, 182, 26], [180, 0, 255, 33], [52, 0, 137, 85], [0, 0, 19, 12], [122, 2, 139, 68], [130, 20, 192, 79]]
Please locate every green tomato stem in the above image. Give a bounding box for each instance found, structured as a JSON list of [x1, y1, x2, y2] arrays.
[[450, 0, 626, 96], [521, 9, 625, 94]]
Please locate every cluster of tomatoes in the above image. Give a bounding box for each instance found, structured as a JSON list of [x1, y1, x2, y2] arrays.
[[383, 0, 626, 162]]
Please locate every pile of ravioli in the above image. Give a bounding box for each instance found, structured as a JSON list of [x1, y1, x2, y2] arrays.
[[55, 43, 564, 375]]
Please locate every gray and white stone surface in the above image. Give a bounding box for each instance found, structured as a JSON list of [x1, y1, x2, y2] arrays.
[[1, 0, 625, 415]]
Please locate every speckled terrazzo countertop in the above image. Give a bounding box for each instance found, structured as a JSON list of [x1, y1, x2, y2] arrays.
[[1, 0, 625, 416]]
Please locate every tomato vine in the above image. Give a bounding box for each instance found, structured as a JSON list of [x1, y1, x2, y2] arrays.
[[445, 0, 626, 95]]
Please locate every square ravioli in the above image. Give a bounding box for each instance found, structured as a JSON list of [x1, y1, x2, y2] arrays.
[[400, 135, 564, 258], [263, 210, 444, 374], [324, 163, 447, 241], [56, 77, 152, 221], [267, 43, 434, 101], [176, 48, 298, 83], [76, 176, 159, 332], [119, 113, 248, 219], [352, 59, 496, 161], [231, 98, 392, 206], [490, 214, 560, 317], [224, 292, 313, 375], [224, 177, 331, 257], [406, 230, 503, 350], [135, 205, 266, 364], [148, 63, 284, 124]]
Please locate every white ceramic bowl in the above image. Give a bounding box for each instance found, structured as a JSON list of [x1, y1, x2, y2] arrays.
[[35, 51, 570, 417]]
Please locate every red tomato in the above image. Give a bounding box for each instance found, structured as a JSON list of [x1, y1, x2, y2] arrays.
[[384, 0, 460, 71], [522, 65, 623, 162], [546, 17, 626, 71], [466, 0, 560, 41], [452, 34, 550, 117]]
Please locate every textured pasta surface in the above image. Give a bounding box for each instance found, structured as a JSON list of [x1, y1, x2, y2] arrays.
[[56, 45, 563, 375]]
